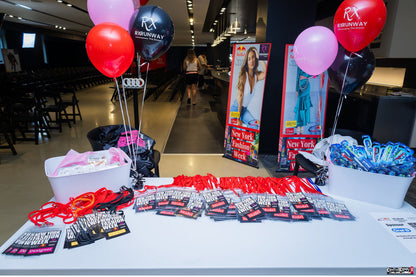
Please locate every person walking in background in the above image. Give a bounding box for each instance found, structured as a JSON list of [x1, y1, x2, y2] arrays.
[[183, 49, 201, 105], [198, 53, 208, 90], [230, 47, 266, 127], [294, 67, 313, 135]]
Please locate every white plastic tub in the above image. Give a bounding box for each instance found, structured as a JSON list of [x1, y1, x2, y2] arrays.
[[327, 163, 414, 209], [45, 149, 132, 203]]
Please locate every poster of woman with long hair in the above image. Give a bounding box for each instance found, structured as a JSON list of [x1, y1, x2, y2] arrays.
[[224, 43, 271, 168]]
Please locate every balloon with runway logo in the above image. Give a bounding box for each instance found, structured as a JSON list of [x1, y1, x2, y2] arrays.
[[129, 5, 174, 61]]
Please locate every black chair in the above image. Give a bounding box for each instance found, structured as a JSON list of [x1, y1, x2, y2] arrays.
[[38, 89, 72, 132], [60, 88, 82, 124], [9, 90, 51, 145], [0, 106, 17, 155]]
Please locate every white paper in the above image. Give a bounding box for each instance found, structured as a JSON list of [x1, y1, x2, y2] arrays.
[[371, 212, 416, 254]]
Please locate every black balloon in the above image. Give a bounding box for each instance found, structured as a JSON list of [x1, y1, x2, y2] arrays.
[[129, 5, 174, 61], [328, 45, 375, 95]]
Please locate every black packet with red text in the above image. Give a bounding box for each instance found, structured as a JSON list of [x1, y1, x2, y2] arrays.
[[209, 191, 240, 221], [2, 232, 31, 255], [286, 192, 313, 211], [289, 205, 309, 222], [134, 192, 156, 212], [268, 196, 291, 221], [3, 230, 61, 256], [155, 189, 173, 209], [299, 194, 322, 219], [169, 189, 195, 209], [326, 200, 356, 221], [255, 194, 279, 218], [176, 199, 204, 219], [202, 190, 229, 216], [312, 195, 332, 218], [235, 197, 265, 223]]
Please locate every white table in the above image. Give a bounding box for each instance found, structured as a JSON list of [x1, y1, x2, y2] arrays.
[[0, 178, 415, 275]]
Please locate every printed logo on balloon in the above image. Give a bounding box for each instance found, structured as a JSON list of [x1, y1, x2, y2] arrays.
[[130, 5, 175, 61], [334, 0, 386, 52]]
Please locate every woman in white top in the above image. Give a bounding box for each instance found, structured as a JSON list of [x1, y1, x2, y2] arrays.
[[230, 47, 266, 127], [183, 49, 201, 105]]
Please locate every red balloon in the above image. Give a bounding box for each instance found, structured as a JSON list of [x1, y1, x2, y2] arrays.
[[333, 0, 386, 52], [86, 23, 134, 78], [140, 0, 149, 5]]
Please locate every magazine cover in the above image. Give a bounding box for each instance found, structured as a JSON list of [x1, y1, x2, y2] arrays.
[[223, 43, 271, 168], [277, 44, 329, 171]]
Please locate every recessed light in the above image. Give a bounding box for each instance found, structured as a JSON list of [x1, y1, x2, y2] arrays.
[[66, 3, 72, 7]]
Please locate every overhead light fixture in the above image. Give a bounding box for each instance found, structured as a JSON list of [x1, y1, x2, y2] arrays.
[[57, 0, 63, 2], [66, 3, 72, 7], [16, 4, 32, 10]]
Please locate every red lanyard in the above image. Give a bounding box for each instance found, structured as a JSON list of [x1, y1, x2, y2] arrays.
[[141, 175, 322, 196]]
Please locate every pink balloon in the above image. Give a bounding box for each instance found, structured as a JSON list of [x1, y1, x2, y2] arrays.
[[293, 26, 338, 76], [87, 0, 138, 32]]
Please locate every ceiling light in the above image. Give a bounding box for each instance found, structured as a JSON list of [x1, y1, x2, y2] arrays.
[[221, 8, 226, 12], [66, 3, 72, 7], [16, 4, 32, 10], [57, 0, 63, 2], [63, 27, 66, 30], [17, 17, 22, 20], [8, 14, 13, 18]]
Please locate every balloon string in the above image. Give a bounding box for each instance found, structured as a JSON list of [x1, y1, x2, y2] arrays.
[[137, 53, 141, 79], [120, 75, 137, 171], [330, 52, 353, 140], [134, 62, 150, 159], [115, 77, 136, 171]]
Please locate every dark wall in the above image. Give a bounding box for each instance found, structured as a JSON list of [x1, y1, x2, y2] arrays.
[[44, 36, 89, 67], [258, 0, 318, 154], [1, 21, 89, 71]]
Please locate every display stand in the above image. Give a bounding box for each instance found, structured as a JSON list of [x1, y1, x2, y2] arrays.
[[0, 178, 415, 275]]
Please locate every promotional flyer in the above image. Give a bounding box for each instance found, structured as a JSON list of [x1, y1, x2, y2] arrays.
[[277, 45, 329, 171], [224, 43, 271, 168]]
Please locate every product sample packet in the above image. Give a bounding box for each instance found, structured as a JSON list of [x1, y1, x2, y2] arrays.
[[134, 192, 156, 212], [7, 230, 61, 256], [176, 199, 204, 219], [79, 213, 103, 241], [300, 194, 322, 219], [206, 191, 241, 220], [269, 197, 292, 221], [289, 205, 309, 222], [155, 190, 173, 208], [2, 232, 32, 255], [169, 189, 194, 208], [256, 194, 279, 217], [156, 209, 177, 217], [64, 227, 84, 249], [100, 212, 130, 239], [286, 192, 313, 211], [313, 196, 332, 218], [201, 190, 228, 208], [326, 201, 356, 221], [235, 197, 265, 222]]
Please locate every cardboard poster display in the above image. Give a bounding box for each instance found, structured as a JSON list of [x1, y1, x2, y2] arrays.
[[277, 45, 329, 171], [223, 43, 271, 168], [1, 49, 21, 72]]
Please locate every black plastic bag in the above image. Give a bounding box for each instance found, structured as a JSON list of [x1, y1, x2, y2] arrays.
[[87, 125, 156, 177]]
